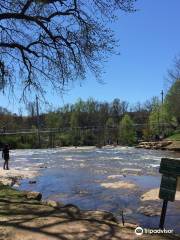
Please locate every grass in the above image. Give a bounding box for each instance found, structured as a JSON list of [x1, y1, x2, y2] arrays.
[[0, 183, 26, 200]]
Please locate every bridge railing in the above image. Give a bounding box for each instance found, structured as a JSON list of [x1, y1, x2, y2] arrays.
[[0, 123, 175, 135]]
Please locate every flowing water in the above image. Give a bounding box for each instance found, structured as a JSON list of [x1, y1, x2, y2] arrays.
[[11, 146, 180, 233]]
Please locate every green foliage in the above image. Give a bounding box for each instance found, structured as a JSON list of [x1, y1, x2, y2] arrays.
[[106, 117, 115, 128], [59, 133, 72, 146], [0, 184, 26, 199], [105, 118, 117, 144], [4, 96, 179, 148], [148, 101, 162, 136], [70, 111, 80, 128], [148, 98, 177, 138], [0, 134, 39, 149], [45, 112, 60, 128], [118, 114, 136, 145], [165, 79, 180, 124], [80, 130, 97, 146], [166, 133, 180, 141], [142, 127, 152, 141], [0, 135, 20, 148]]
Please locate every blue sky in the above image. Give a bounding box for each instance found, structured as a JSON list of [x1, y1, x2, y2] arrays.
[[1, 0, 180, 114]]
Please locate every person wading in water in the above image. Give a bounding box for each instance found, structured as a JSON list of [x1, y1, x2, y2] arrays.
[[2, 144, 10, 170]]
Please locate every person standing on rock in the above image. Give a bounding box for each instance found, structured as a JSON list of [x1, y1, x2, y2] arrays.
[[2, 144, 10, 170]]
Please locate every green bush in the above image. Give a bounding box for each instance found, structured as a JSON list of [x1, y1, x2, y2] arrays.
[[119, 114, 136, 146]]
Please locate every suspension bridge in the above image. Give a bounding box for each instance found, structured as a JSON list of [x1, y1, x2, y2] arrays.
[[0, 122, 172, 136]]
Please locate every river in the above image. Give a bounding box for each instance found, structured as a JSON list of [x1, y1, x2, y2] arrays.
[[11, 146, 180, 233]]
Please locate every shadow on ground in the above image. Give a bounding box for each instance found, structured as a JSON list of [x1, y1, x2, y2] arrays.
[[0, 184, 179, 240]]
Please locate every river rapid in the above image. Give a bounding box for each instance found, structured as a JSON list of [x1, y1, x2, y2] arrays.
[[11, 146, 180, 233]]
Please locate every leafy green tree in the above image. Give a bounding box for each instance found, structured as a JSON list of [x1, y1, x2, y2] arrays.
[[45, 112, 60, 128], [148, 99, 161, 137], [105, 117, 117, 144], [165, 79, 180, 125], [110, 98, 128, 124], [70, 111, 81, 145], [148, 98, 177, 138], [119, 114, 136, 145], [80, 129, 96, 146]]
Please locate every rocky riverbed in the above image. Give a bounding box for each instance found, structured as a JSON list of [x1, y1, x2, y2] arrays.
[[136, 141, 171, 150], [0, 169, 38, 187], [136, 140, 180, 151]]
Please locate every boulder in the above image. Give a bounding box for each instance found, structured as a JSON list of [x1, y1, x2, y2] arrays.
[[82, 210, 118, 222], [138, 205, 161, 216], [26, 191, 42, 201], [62, 204, 81, 218], [43, 200, 64, 208], [0, 178, 13, 186], [136, 141, 173, 150], [0, 177, 20, 187], [122, 168, 142, 175], [101, 181, 137, 189], [141, 188, 180, 201]]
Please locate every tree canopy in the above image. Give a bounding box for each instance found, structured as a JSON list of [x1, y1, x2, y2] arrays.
[[0, 0, 136, 99], [118, 114, 136, 145], [165, 57, 180, 125], [165, 79, 180, 124]]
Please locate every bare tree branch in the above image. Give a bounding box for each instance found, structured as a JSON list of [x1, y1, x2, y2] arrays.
[[0, 0, 136, 101], [21, 0, 34, 14]]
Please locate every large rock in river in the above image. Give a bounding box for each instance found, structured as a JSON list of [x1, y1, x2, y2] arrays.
[[42, 200, 64, 208], [26, 191, 42, 201]]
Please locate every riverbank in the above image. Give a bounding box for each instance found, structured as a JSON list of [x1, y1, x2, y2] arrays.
[[0, 169, 38, 187], [5, 140, 180, 152], [1, 182, 180, 240], [0, 165, 180, 240], [136, 140, 180, 151]]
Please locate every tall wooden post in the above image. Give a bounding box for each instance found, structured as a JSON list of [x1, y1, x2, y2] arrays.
[[161, 90, 164, 105], [161, 90, 164, 136], [159, 199, 168, 229]]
